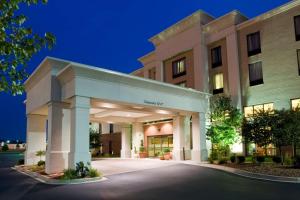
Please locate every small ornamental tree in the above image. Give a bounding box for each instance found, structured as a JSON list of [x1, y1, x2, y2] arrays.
[[35, 150, 45, 161], [0, 0, 55, 95], [207, 95, 242, 157], [2, 144, 9, 151]]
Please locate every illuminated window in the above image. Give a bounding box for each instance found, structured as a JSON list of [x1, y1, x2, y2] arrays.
[[291, 99, 300, 110], [172, 58, 186, 78], [213, 73, 224, 94], [109, 124, 114, 134], [244, 103, 274, 117], [297, 49, 300, 76], [294, 15, 300, 41], [176, 81, 186, 87], [249, 61, 263, 86], [148, 67, 156, 80], [247, 31, 261, 56], [211, 46, 222, 68]]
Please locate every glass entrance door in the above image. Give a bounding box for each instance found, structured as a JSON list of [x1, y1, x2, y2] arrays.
[[147, 135, 173, 157]]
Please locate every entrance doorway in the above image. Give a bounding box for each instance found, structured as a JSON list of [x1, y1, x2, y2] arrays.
[[147, 135, 173, 157]]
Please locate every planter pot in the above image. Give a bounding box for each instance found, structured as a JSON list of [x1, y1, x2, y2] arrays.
[[164, 153, 170, 160], [139, 152, 148, 158], [159, 156, 165, 160]]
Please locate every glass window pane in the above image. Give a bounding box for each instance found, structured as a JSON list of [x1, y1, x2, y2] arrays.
[[292, 99, 300, 110], [295, 15, 300, 40], [244, 106, 253, 117], [264, 103, 274, 113], [214, 73, 223, 89], [249, 62, 263, 86], [254, 105, 264, 114]]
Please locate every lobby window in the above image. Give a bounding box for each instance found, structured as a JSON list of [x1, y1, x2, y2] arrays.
[[213, 73, 224, 94], [211, 46, 222, 68], [297, 49, 300, 75], [148, 67, 156, 80], [172, 58, 186, 78], [244, 103, 274, 118], [294, 15, 300, 41], [109, 124, 114, 134], [247, 31, 261, 56], [291, 98, 300, 110], [176, 81, 186, 87], [249, 61, 263, 86]]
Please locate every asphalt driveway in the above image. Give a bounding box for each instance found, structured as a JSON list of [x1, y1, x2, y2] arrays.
[[1, 153, 300, 200]]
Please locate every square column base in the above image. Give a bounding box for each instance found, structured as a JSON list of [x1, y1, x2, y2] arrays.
[[45, 151, 69, 174], [192, 149, 208, 162], [121, 149, 131, 158], [25, 151, 40, 165], [173, 149, 184, 161]]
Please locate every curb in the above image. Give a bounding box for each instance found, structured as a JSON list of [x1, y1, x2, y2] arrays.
[[12, 167, 107, 185], [185, 162, 300, 184]]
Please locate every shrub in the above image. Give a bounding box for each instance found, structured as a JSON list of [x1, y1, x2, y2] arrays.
[[17, 159, 24, 165], [62, 169, 77, 180], [37, 160, 45, 166], [237, 156, 245, 164], [272, 156, 281, 164], [284, 157, 293, 166], [139, 146, 145, 153], [163, 148, 170, 153], [210, 151, 218, 161], [293, 156, 300, 168], [218, 158, 228, 165], [256, 156, 265, 163], [89, 168, 101, 178], [76, 161, 90, 178], [2, 144, 9, 151], [230, 155, 236, 163]]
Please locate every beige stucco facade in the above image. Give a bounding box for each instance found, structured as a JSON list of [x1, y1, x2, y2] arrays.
[[133, 0, 300, 112]]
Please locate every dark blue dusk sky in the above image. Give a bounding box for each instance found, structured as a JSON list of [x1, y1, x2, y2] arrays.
[[0, 0, 291, 141]]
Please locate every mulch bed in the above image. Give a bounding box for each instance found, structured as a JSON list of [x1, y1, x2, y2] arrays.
[[223, 163, 300, 177]]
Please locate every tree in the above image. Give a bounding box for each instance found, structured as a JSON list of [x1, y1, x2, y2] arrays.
[[242, 109, 273, 155], [35, 150, 45, 161], [0, 0, 55, 95], [207, 95, 242, 157], [1, 143, 9, 151]]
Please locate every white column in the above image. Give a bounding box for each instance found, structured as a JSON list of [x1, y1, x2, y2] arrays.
[[184, 115, 191, 160], [131, 122, 144, 158], [226, 31, 242, 110], [25, 114, 47, 165], [173, 115, 186, 161], [121, 124, 131, 158], [191, 113, 208, 162], [69, 96, 91, 169], [45, 102, 70, 174]]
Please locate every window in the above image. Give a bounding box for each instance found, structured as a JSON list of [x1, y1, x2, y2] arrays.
[[297, 49, 300, 75], [211, 46, 222, 68], [213, 73, 224, 94], [172, 58, 186, 78], [294, 15, 300, 41], [249, 61, 263, 86], [109, 124, 114, 134], [176, 81, 186, 87], [291, 98, 300, 110], [247, 31, 261, 56], [148, 67, 156, 80], [244, 103, 274, 117]]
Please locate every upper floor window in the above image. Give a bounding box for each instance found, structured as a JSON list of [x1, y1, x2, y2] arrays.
[[172, 58, 186, 78], [297, 49, 300, 75], [249, 61, 263, 86], [247, 31, 261, 56], [213, 73, 224, 94], [294, 15, 300, 41], [109, 123, 114, 134], [176, 81, 186, 87], [148, 67, 156, 80], [211, 46, 222, 68], [244, 103, 274, 118], [291, 98, 300, 110]]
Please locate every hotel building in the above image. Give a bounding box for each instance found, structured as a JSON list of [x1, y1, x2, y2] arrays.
[[24, 1, 300, 173]]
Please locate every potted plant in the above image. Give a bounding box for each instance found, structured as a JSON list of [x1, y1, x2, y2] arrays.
[[163, 148, 171, 160], [159, 152, 165, 160], [139, 140, 147, 158]]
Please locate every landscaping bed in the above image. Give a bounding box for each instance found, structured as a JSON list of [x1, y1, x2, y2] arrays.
[[222, 163, 300, 177]]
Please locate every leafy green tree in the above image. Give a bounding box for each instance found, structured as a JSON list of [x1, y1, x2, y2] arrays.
[[242, 109, 273, 155], [0, 0, 55, 95], [1, 143, 9, 151], [286, 108, 300, 157], [207, 95, 242, 157], [35, 150, 45, 161]]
